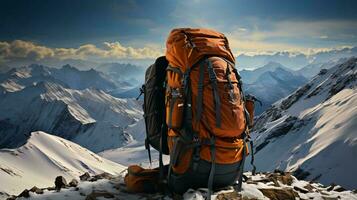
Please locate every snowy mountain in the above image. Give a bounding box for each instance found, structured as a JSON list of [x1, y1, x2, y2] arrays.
[[96, 63, 145, 85], [111, 86, 141, 99], [296, 57, 350, 78], [240, 61, 295, 84], [0, 131, 125, 196], [2, 132, 356, 200], [243, 63, 307, 114], [251, 57, 357, 189], [0, 64, 119, 93], [237, 47, 357, 69], [0, 81, 143, 152], [50, 64, 118, 91]]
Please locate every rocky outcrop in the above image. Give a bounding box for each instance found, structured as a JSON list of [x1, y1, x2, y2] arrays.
[[7, 171, 357, 200], [55, 176, 67, 191]]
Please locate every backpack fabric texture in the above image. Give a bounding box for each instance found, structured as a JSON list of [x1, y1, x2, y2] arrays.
[[124, 165, 162, 193], [164, 28, 250, 195], [142, 56, 170, 157], [138, 28, 254, 196]]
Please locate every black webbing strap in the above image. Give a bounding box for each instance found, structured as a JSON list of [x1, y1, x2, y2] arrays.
[[225, 61, 235, 101], [232, 67, 243, 94], [207, 136, 216, 200], [168, 90, 176, 127], [195, 60, 205, 122], [207, 60, 221, 128], [159, 124, 165, 179], [235, 136, 247, 192], [167, 137, 179, 185], [145, 138, 152, 166], [249, 140, 256, 175], [181, 68, 195, 142]]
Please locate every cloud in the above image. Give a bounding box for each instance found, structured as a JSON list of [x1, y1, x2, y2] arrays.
[[0, 40, 162, 63], [225, 19, 357, 56]]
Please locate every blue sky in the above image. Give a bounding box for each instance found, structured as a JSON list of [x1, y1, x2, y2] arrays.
[[1, 0, 357, 65]]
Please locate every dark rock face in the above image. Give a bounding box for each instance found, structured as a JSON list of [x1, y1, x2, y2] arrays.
[[17, 189, 30, 198], [265, 116, 297, 140], [318, 69, 328, 76], [280, 84, 312, 110], [259, 188, 299, 200], [293, 186, 309, 194], [327, 183, 346, 192], [255, 140, 269, 153], [293, 168, 311, 180], [255, 116, 299, 154], [54, 176, 67, 191], [85, 190, 115, 200], [29, 186, 43, 194], [215, 191, 242, 200], [90, 172, 115, 182], [80, 172, 91, 181], [69, 179, 79, 187]]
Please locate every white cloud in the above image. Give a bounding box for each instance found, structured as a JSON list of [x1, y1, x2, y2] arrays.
[[226, 19, 357, 56], [0, 40, 163, 62]]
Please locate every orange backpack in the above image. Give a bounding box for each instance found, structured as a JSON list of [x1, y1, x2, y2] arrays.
[[164, 28, 254, 194], [137, 28, 257, 197]]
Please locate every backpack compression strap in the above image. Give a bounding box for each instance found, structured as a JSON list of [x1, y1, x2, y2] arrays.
[[195, 60, 205, 123], [207, 60, 221, 128]]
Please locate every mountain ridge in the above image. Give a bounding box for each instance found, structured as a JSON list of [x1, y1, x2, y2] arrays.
[[0, 81, 142, 152], [251, 57, 357, 189]]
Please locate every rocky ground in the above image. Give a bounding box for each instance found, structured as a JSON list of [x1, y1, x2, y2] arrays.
[[3, 170, 357, 200]]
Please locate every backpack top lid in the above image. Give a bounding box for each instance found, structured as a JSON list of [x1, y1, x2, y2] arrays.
[[165, 28, 235, 70]]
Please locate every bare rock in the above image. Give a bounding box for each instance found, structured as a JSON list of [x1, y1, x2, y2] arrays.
[[85, 190, 115, 200], [280, 84, 312, 110], [333, 185, 346, 192], [259, 188, 299, 200], [303, 183, 315, 192], [91, 172, 115, 181], [318, 69, 328, 76], [216, 191, 242, 200], [293, 168, 311, 180], [55, 176, 67, 191], [69, 179, 79, 187], [80, 172, 91, 181], [263, 172, 294, 186], [17, 189, 30, 198], [46, 186, 56, 191], [29, 186, 43, 194], [322, 196, 340, 200], [293, 186, 309, 194], [326, 183, 337, 191]]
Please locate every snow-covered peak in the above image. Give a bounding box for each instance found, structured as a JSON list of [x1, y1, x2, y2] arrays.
[[0, 81, 143, 152], [0, 64, 120, 93], [251, 57, 357, 189], [0, 131, 125, 196]]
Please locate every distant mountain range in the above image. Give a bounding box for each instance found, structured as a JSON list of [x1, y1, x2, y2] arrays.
[[0, 64, 119, 93], [242, 62, 308, 114], [0, 64, 144, 153], [0, 81, 142, 152], [96, 62, 145, 84], [251, 57, 357, 189], [237, 47, 357, 70], [239, 57, 356, 114]]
